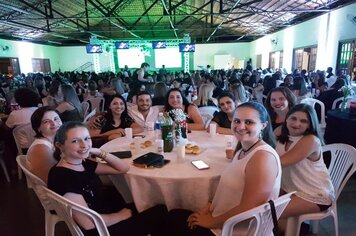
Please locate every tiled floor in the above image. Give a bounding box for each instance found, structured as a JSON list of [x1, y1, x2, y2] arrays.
[[0, 174, 355, 236]]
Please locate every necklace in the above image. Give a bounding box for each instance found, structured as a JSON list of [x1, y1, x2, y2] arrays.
[[62, 159, 82, 166], [239, 139, 261, 159]]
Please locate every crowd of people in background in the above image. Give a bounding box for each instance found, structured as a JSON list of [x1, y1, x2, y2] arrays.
[[1, 61, 354, 235]]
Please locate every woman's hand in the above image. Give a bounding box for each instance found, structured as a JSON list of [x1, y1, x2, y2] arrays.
[[87, 115, 104, 129], [187, 211, 216, 229]]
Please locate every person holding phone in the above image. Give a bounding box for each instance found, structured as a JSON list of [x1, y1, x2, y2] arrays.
[[48, 121, 168, 236], [167, 102, 281, 235]]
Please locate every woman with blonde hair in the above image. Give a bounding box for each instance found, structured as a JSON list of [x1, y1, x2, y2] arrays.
[[194, 84, 217, 107], [229, 79, 249, 105]]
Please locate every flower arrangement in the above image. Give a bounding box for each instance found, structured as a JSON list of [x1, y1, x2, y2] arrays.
[[339, 85, 355, 111], [169, 109, 188, 122], [169, 109, 189, 141]]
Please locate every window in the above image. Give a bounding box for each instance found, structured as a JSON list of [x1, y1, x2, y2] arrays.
[[337, 40, 356, 77], [32, 58, 51, 72]]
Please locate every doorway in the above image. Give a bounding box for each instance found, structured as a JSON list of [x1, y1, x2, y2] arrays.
[[0, 57, 20, 76]]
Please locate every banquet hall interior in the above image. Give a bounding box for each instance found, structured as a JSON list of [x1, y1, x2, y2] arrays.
[[1, 0, 356, 235]]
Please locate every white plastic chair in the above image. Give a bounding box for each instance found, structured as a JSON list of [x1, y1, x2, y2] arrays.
[[13, 123, 36, 180], [84, 108, 97, 122], [16, 155, 63, 236], [222, 192, 294, 236], [81, 101, 90, 120], [198, 106, 219, 129], [42, 186, 110, 236], [87, 97, 105, 112], [331, 96, 351, 110], [300, 98, 326, 129], [285, 144, 356, 236]]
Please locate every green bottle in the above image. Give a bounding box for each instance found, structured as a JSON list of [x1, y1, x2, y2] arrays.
[[161, 113, 174, 152]]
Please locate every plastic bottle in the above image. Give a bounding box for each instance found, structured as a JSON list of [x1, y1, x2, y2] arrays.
[[161, 113, 174, 152], [155, 112, 164, 139]]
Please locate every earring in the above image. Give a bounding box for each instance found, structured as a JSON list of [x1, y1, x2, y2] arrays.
[[259, 131, 263, 139]]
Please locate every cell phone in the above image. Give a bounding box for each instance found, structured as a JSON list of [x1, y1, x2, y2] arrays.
[[110, 151, 132, 159], [191, 160, 209, 170], [133, 134, 146, 138]]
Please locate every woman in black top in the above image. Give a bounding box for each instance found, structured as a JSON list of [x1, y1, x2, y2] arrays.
[[164, 88, 204, 130], [90, 94, 142, 141], [48, 122, 168, 236], [210, 92, 236, 135]]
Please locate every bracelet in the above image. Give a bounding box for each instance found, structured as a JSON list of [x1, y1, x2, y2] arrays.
[[98, 150, 107, 160]]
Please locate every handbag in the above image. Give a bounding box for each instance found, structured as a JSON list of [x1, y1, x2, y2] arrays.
[[132, 152, 164, 168], [268, 199, 280, 236]]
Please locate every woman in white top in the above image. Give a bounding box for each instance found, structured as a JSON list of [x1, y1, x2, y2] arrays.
[[27, 106, 63, 183], [276, 103, 334, 232], [167, 102, 281, 236]]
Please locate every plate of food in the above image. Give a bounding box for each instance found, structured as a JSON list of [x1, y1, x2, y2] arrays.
[[185, 143, 204, 155]]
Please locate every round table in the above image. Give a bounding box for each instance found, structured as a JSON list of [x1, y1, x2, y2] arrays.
[[324, 109, 356, 147], [100, 131, 231, 212]]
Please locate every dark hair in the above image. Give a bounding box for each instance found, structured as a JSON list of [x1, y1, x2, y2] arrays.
[[164, 88, 190, 111], [265, 87, 297, 123], [234, 102, 275, 153], [141, 62, 150, 68], [136, 91, 152, 99], [277, 103, 325, 145], [217, 91, 235, 103], [53, 121, 88, 161], [105, 94, 133, 125], [293, 76, 308, 96], [153, 82, 168, 98], [48, 79, 61, 97], [14, 87, 40, 107], [88, 80, 98, 92], [31, 106, 60, 138]]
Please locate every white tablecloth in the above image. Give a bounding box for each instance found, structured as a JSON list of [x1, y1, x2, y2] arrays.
[[100, 131, 231, 212]]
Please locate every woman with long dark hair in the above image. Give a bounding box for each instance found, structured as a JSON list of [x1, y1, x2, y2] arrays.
[[167, 102, 281, 236], [276, 104, 334, 233], [89, 94, 142, 140], [164, 88, 204, 130]]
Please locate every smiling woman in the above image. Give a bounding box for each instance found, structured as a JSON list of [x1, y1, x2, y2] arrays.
[[276, 104, 334, 233], [48, 121, 168, 235], [26, 106, 63, 183], [89, 94, 142, 140], [265, 87, 297, 131]]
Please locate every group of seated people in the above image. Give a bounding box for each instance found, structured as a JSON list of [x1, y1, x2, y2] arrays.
[[0, 65, 340, 235]]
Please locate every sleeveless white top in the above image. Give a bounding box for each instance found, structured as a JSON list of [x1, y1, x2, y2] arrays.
[[26, 138, 54, 170], [276, 136, 335, 205], [211, 144, 281, 236]]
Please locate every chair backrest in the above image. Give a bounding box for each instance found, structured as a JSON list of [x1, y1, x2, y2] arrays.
[[84, 108, 97, 122], [331, 96, 351, 110], [322, 144, 356, 199], [87, 97, 105, 112], [221, 192, 294, 236], [13, 123, 36, 155], [81, 101, 90, 119], [42, 186, 110, 236], [16, 155, 53, 211], [198, 106, 219, 128], [300, 98, 326, 128]]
